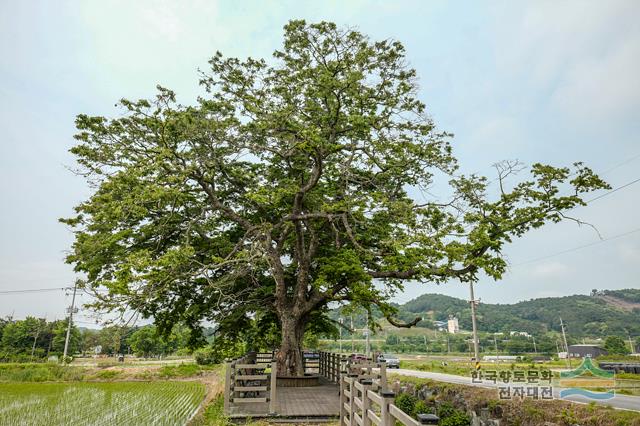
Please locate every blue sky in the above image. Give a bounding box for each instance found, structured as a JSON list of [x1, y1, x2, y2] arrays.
[[1, 1, 639, 321]]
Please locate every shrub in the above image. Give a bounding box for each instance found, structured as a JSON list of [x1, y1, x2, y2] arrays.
[[159, 363, 201, 378], [437, 402, 456, 418], [194, 347, 216, 365], [394, 393, 418, 416], [413, 400, 433, 416], [439, 410, 471, 426], [437, 402, 470, 426], [0, 363, 85, 382], [93, 369, 121, 380]]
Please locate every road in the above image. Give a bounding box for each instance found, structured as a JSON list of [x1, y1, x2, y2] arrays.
[[389, 368, 640, 412]]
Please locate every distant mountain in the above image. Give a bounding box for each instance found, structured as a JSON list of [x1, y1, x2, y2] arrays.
[[395, 289, 640, 338], [333, 289, 640, 338]]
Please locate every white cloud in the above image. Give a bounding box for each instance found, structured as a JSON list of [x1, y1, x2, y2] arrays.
[[530, 261, 571, 279], [618, 242, 640, 264], [490, 0, 640, 125]]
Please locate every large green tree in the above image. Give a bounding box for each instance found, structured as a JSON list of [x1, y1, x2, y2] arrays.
[[63, 21, 608, 375], [604, 335, 631, 355]]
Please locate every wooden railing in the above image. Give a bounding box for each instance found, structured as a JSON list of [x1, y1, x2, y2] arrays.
[[340, 376, 437, 426], [319, 351, 346, 383], [345, 360, 387, 392], [317, 352, 389, 390], [255, 351, 275, 364], [223, 353, 277, 415], [303, 354, 320, 374]]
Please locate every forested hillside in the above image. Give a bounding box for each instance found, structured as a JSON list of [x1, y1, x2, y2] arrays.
[[334, 289, 640, 339]]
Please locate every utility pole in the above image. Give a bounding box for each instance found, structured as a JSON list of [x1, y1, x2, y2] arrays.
[[423, 335, 428, 353], [446, 333, 450, 354], [63, 280, 79, 361], [629, 334, 635, 354], [468, 282, 480, 361], [494, 335, 499, 360], [350, 315, 354, 352], [532, 335, 537, 354], [31, 319, 42, 361], [560, 317, 571, 368], [365, 311, 371, 358], [560, 318, 569, 352], [338, 318, 343, 354]]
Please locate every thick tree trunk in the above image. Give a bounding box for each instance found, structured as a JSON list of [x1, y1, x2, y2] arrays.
[[276, 315, 306, 376]]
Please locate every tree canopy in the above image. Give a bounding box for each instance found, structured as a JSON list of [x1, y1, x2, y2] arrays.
[[604, 336, 631, 355], [62, 20, 608, 375]]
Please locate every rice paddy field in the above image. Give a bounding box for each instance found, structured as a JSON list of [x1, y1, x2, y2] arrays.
[[0, 381, 205, 426]]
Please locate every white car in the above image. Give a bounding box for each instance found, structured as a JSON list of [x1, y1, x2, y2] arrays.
[[378, 353, 400, 368]]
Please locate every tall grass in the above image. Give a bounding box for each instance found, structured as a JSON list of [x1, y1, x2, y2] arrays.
[[0, 363, 86, 382]]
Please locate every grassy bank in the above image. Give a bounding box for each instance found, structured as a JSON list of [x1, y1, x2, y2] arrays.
[[0, 362, 217, 382], [390, 373, 640, 426]]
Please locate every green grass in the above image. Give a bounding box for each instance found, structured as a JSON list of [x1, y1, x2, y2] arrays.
[[158, 363, 207, 378], [193, 395, 231, 425], [0, 381, 205, 426], [0, 362, 216, 383], [389, 374, 640, 425], [0, 363, 86, 382]]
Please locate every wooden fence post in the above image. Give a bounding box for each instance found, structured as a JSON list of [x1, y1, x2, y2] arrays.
[[329, 352, 336, 382], [269, 361, 277, 415], [223, 360, 233, 414], [348, 376, 356, 426], [379, 362, 387, 391], [339, 374, 346, 424], [361, 379, 372, 426], [380, 390, 395, 426]]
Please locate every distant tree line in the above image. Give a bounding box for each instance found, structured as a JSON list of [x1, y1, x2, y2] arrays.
[[328, 290, 640, 339], [0, 317, 210, 362]]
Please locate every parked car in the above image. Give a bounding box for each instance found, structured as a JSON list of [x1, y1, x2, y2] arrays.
[[377, 353, 400, 368], [349, 353, 368, 361]]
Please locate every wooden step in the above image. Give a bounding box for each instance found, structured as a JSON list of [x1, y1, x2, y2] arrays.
[[233, 397, 268, 403], [235, 363, 270, 369], [234, 386, 268, 392], [235, 374, 268, 380]]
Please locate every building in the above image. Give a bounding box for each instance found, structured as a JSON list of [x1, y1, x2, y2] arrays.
[[447, 317, 459, 334], [509, 331, 531, 338], [482, 355, 518, 362], [567, 344, 608, 358], [433, 320, 447, 331]]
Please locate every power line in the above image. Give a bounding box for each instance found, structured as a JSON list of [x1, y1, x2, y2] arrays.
[[0, 286, 109, 295], [512, 227, 640, 267], [499, 175, 640, 268], [0, 287, 71, 294], [598, 152, 640, 176], [585, 176, 640, 204]]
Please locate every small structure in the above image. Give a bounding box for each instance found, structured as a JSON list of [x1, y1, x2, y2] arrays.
[[447, 317, 459, 334], [433, 320, 447, 331], [223, 351, 430, 424], [482, 355, 518, 362], [567, 344, 608, 358]]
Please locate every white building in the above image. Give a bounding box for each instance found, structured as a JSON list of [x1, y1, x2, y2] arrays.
[[447, 317, 459, 334]]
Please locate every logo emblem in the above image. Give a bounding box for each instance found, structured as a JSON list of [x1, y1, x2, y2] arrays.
[[559, 357, 615, 400]]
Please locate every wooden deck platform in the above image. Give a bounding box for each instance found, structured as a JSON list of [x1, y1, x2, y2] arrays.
[[228, 382, 340, 419]]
